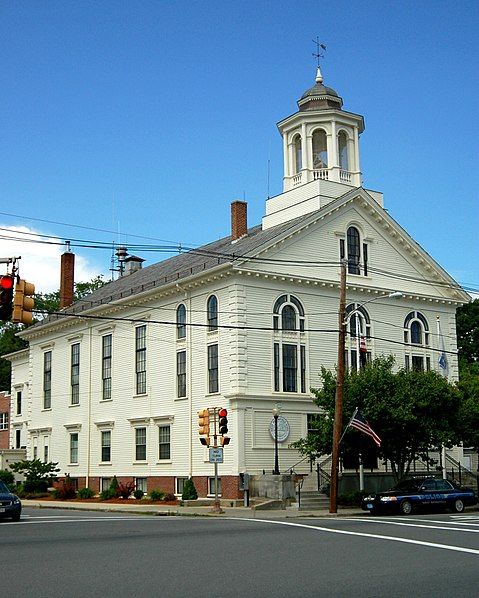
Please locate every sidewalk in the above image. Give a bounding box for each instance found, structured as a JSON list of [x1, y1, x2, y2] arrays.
[[21, 499, 364, 519]]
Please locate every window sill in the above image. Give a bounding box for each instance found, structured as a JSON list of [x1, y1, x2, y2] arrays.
[[41, 408, 52, 412], [99, 462, 112, 466], [69, 403, 80, 408], [133, 394, 149, 399], [156, 460, 172, 465], [100, 398, 113, 403], [133, 460, 148, 465], [205, 391, 220, 397], [175, 395, 188, 401], [67, 463, 79, 467]]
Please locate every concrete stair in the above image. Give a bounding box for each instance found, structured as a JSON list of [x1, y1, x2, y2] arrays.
[[287, 473, 330, 511]]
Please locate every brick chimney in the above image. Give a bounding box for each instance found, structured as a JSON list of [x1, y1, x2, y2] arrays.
[[60, 249, 75, 309], [231, 200, 247, 241]]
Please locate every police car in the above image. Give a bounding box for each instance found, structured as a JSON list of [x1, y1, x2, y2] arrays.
[[361, 476, 478, 515]]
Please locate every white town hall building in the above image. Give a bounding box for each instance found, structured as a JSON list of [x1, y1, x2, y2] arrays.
[[5, 66, 469, 499]]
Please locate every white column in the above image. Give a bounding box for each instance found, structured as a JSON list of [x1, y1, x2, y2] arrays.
[[282, 133, 289, 180], [301, 122, 308, 174], [330, 120, 338, 167]]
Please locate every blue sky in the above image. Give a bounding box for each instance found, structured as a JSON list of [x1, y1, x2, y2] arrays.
[[0, 0, 478, 293]]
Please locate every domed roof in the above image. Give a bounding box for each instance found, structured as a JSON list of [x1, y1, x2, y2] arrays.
[[297, 67, 343, 111], [300, 82, 340, 100]]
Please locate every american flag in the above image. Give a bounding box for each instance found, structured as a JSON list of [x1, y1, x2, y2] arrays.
[[348, 408, 381, 447]]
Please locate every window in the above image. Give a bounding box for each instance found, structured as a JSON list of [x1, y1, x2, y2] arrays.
[[177, 350, 187, 398], [71, 343, 80, 405], [33, 438, 38, 460], [273, 294, 305, 331], [345, 304, 371, 371], [207, 295, 218, 331], [135, 325, 147, 395], [70, 433, 79, 464], [293, 134, 302, 173], [307, 414, 320, 435], [136, 477, 147, 493], [102, 334, 112, 400], [347, 227, 361, 275], [16, 391, 22, 415], [43, 351, 52, 409], [158, 425, 171, 460], [338, 130, 349, 171], [208, 477, 222, 496], [207, 344, 219, 393], [273, 295, 306, 393], [312, 129, 328, 169], [43, 436, 49, 462], [274, 342, 306, 393], [101, 430, 111, 462], [175, 477, 188, 495], [15, 429, 21, 449], [176, 304, 186, 339], [404, 312, 430, 371], [101, 477, 111, 492], [135, 427, 147, 461], [0, 412, 8, 430]]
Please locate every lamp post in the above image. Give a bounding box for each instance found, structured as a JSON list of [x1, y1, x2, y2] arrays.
[[272, 404, 281, 475], [330, 283, 403, 513]]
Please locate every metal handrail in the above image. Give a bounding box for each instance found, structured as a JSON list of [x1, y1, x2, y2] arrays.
[[289, 455, 315, 475]]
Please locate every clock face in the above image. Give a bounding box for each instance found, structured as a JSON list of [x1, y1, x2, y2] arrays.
[[269, 416, 290, 443]]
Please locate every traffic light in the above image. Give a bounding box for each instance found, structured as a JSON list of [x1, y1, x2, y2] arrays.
[[12, 279, 35, 325], [0, 275, 14, 321], [218, 408, 228, 435], [198, 409, 210, 446], [219, 436, 230, 446]]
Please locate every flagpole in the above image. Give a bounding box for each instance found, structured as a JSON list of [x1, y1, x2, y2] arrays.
[[437, 316, 448, 481]]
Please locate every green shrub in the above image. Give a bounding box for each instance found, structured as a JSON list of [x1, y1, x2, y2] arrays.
[[77, 487, 95, 499], [163, 492, 176, 502], [99, 488, 116, 501], [0, 469, 15, 489], [133, 489, 144, 500], [149, 490, 165, 501], [110, 476, 120, 497], [337, 490, 366, 507], [181, 478, 198, 500]]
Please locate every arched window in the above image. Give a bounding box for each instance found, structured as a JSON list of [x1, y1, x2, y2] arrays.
[[273, 294, 305, 331], [176, 304, 186, 339], [347, 226, 361, 275], [293, 135, 302, 173], [345, 304, 371, 370], [338, 130, 349, 171], [404, 311, 430, 371], [207, 295, 218, 331], [312, 129, 328, 169], [273, 295, 306, 394]]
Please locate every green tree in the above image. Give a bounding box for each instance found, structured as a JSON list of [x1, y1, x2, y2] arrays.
[[291, 357, 461, 482], [456, 299, 479, 363], [0, 322, 28, 390], [35, 275, 107, 314], [10, 459, 60, 493]]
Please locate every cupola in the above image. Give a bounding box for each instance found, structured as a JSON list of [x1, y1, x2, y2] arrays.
[[277, 66, 364, 191]]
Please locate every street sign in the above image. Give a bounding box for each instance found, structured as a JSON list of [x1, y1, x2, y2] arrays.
[[209, 447, 224, 463]]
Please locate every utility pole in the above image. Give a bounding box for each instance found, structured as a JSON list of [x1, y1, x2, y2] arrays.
[[330, 259, 347, 514]]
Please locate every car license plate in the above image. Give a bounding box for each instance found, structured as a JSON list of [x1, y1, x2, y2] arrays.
[[367, 503, 373, 509], [0, 507, 5, 512]]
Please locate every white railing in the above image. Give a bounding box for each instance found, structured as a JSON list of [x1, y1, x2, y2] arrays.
[[313, 168, 329, 181], [340, 170, 352, 183], [292, 172, 302, 186]]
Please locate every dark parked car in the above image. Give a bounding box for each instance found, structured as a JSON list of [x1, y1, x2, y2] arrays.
[[0, 480, 22, 521], [361, 476, 478, 515]]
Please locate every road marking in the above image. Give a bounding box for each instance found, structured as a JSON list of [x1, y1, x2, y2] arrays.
[[234, 518, 479, 556], [384, 517, 479, 527], [342, 518, 479, 534], [6, 516, 161, 525]]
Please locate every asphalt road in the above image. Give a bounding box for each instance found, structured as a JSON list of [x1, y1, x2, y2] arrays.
[[2, 508, 479, 597]]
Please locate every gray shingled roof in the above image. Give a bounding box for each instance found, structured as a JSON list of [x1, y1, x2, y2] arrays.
[[30, 211, 314, 329]]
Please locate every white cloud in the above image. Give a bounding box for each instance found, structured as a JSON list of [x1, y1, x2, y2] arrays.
[[0, 225, 104, 294]]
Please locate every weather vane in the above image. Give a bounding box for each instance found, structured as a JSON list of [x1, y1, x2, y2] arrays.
[[312, 36, 327, 66]]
